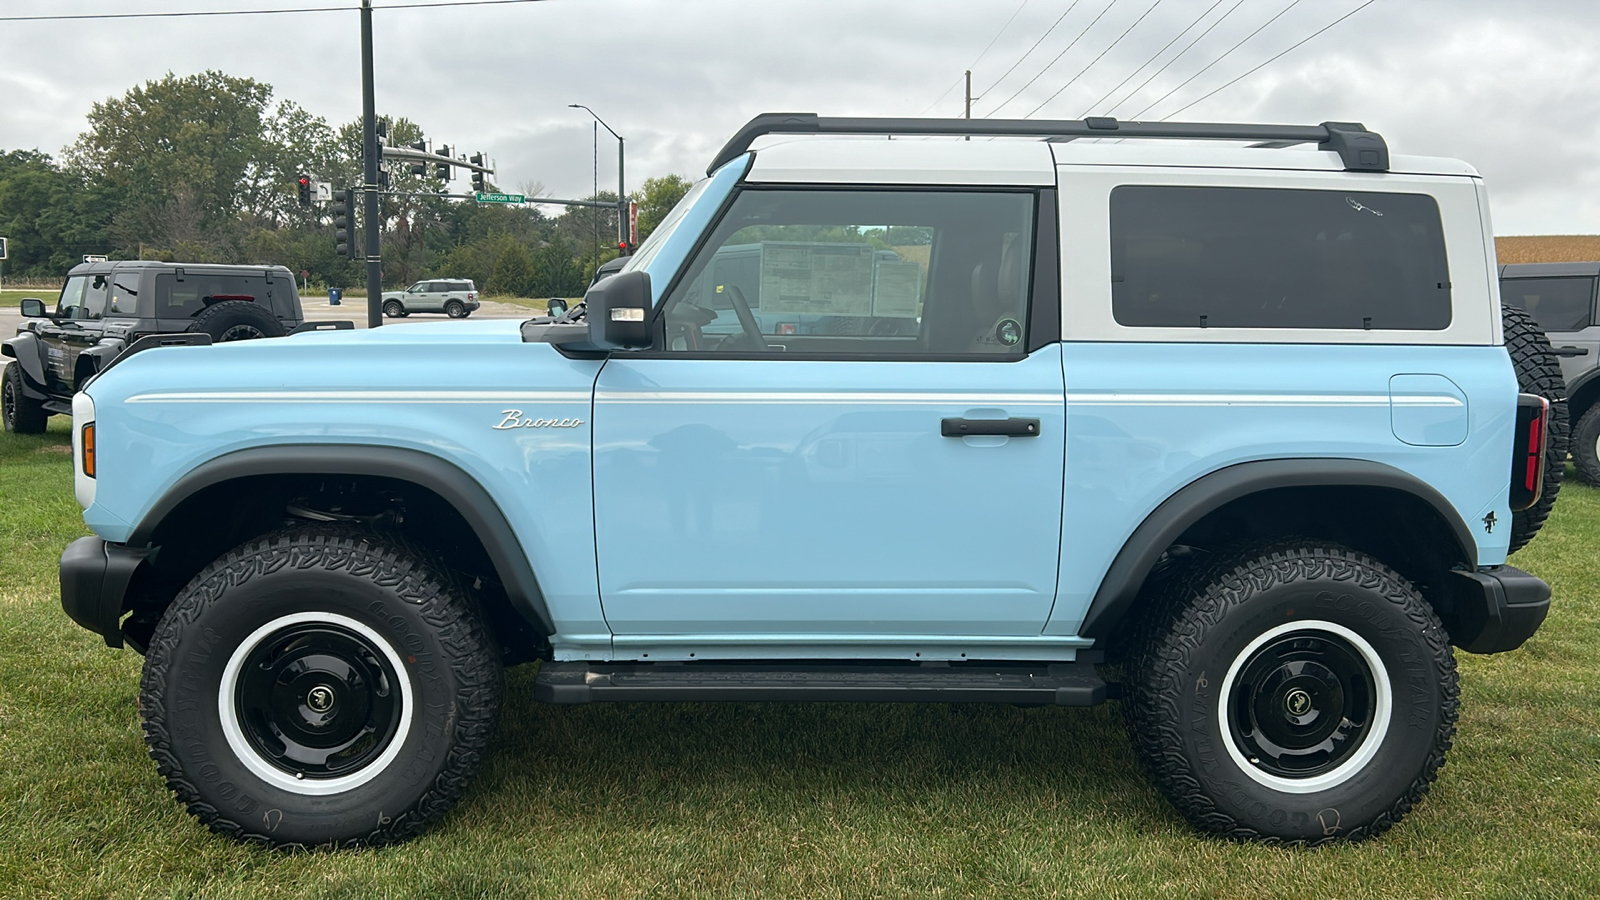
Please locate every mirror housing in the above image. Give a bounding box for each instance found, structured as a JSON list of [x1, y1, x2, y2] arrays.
[[546, 298, 569, 316], [584, 270, 652, 350], [19, 298, 47, 318]]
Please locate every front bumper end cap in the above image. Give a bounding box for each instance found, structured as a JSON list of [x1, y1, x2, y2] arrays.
[[59, 536, 147, 649]]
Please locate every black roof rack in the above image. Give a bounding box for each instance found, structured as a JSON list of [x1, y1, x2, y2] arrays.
[[708, 113, 1388, 175]]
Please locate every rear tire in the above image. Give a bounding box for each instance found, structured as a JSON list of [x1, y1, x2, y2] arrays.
[[445, 300, 467, 319], [187, 300, 286, 342], [1123, 541, 1458, 844], [139, 529, 501, 848], [1, 363, 49, 434], [1571, 404, 1600, 486], [1502, 304, 1566, 553]]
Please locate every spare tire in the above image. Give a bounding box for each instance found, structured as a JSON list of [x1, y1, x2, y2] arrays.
[[187, 300, 286, 342], [1503, 304, 1567, 554]]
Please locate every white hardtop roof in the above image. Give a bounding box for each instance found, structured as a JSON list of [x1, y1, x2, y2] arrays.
[[741, 136, 1478, 184]]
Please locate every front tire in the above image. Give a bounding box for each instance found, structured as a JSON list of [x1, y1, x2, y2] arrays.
[[139, 529, 501, 848], [1571, 404, 1600, 486], [2, 363, 49, 434], [382, 300, 405, 318], [1123, 542, 1458, 844]]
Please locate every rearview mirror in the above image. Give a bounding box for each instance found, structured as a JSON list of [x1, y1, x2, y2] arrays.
[[19, 298, 47, 318], [546, 298, 568, 316], [583, 270, 652, 350]]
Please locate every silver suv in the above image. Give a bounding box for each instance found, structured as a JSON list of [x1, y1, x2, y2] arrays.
[[380, 278, 480, 318]]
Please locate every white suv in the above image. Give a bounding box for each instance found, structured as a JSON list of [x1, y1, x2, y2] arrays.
[[380, 278, 480, 318]]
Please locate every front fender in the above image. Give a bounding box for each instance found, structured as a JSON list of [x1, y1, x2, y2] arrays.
[[1, 332, 50, 394]]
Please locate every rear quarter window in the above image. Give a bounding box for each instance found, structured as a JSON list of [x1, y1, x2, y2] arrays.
[[1499, 276, 1594, 332], [1110, 186, 1452, 330]]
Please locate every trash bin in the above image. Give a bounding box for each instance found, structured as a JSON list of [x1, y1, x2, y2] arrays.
[[328, 288, 342, 306]]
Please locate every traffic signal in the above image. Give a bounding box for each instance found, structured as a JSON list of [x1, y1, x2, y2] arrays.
[[470, 153, 485, 192], [377, 170, 390, 190], [435, 145, 451, 181], [333, 189, 354, 259], [296, 174, 311, 207], [409, 140, 427, 177], [375, 118, 388, 143], [617, 241, 632, 256]]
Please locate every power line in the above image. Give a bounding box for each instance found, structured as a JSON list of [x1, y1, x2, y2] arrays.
[[986, 0, 1123, 117], [1076, 0, 1228, 118], [974, 0, 1085, 104], [1124, 0, 1305, 121], [917, 1, 1035, 116], [1158, 0, 1379, 120], [1104, 0, 1247, 118], [0, 0, 553, 23], [1023, 0, 1166, 119]]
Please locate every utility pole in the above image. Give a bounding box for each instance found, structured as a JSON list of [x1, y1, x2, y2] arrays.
[[964, 70, 972, 141], [360, 0, 383, 328]]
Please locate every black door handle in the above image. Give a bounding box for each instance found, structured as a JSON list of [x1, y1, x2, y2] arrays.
[[1555, 346, 1590, 357], [941, 417, 1041, 437]]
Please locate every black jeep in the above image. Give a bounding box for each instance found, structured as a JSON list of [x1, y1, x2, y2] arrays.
[[2, 260, 304, 433]]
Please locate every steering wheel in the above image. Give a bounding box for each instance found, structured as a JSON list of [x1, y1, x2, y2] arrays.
[[725, 285, 769, 351]]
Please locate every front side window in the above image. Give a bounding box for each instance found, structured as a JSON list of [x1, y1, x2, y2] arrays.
[[79, 274, 109, 320], [1500, 277, 1594, 333], [661, 189, 1034, 357], [1111, 186, 1452, 330], [56, 276, 87, 317]]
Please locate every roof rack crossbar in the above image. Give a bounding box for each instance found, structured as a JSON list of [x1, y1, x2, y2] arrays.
[[709, 114, 1388, 175]]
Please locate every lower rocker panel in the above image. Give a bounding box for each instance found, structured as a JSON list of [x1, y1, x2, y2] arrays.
[[534, 660, 1108, 706]]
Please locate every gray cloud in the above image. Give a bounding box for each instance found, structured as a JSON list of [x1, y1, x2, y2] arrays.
[[1, 0, 1595, 233]]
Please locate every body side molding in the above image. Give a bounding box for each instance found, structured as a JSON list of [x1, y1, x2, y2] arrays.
[[128, 444, 555, 634], [1078, 458, 1478, 639]]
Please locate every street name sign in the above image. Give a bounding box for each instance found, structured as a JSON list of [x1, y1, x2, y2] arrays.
[[475, 192, 524, 204]]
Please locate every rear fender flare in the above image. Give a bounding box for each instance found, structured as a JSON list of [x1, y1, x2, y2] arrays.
[[1078, 458, 1478, 639]]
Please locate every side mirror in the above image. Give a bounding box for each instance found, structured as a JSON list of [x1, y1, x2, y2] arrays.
[[546, 298, 568, 316], [19, 298, 47, 318], [584, 270, 652, 350]]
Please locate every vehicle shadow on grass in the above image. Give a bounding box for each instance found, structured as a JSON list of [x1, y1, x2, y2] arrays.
[[461, 663, 1172, 834]]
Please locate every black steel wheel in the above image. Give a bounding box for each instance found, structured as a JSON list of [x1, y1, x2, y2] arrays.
[[1123, 542, 1458, 844], [2, 363, 49, 434], [187, 300, 286, 342], [140, 528, 501, 848]]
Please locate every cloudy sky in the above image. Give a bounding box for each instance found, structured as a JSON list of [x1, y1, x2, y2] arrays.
[[1, 0, 1597, 235]]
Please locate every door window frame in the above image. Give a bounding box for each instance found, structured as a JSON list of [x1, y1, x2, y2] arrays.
[[631, 184, 1061, 363]]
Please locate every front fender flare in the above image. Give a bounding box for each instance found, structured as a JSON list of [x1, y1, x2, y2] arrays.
[[1, 332, 50, 395], [1078, 458, 1478, 639], [129, 444, 555, 634]]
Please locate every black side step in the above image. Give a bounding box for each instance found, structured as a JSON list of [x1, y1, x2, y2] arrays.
[[535, 660, 1107, 706]]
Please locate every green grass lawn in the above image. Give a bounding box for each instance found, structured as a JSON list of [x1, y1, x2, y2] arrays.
[[2, 419, 1598, 898]]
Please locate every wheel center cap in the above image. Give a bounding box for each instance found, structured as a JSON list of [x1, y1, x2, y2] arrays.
[[1284, 687, 1313, 717], [306, 684, 337, 713]]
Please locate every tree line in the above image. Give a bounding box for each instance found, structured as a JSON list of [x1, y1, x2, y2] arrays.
[[0, 71, 691, 295]]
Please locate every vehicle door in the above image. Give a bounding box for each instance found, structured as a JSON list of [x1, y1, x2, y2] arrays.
[[591, 186, 1065, 639], [1500, 274, 1599, 384], [39, 273, 108, 394]]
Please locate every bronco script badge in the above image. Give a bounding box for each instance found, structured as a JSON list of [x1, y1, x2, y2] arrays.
[[494, 410, 585, 430]]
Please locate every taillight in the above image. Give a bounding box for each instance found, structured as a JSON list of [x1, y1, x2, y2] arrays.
[[81, 423, 96, 478], [1509, 393, 1548, 511]]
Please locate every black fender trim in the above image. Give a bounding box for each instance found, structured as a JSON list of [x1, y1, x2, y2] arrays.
[[1, 332, 50, 396], [1078, 458, 1479, 639], [129, 444, 555, 635]]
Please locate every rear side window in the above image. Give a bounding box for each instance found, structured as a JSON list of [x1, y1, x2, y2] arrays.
[[1110, 186, 1452, 330], [1500, 277, 1594, 332], [155, 273, 273, 319]]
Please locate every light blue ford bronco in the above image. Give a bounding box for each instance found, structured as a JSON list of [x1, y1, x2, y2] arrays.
[[59, 114, 1560, 848]]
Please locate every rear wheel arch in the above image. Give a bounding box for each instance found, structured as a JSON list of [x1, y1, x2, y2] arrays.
[[126, 445, 554, 653], [1080, 459, 1477, 646]]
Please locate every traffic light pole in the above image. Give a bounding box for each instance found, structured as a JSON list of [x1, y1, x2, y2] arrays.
[[360, 0, 383, 328]]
